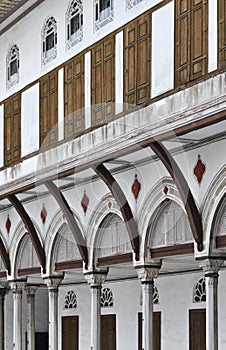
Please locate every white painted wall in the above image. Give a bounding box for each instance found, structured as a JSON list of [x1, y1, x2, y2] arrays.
[[21, 83, 39, 157], [58, 68, 65, 141], [208, 0, 218, 72], [151, 1, 174, 98], [85, 51, 91, 129], [115, 31, 124, 114], [0, 105, 3, 168]]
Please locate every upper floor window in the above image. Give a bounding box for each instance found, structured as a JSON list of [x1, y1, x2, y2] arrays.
[[7, 45, 19, 88], [42, 17, 57, 65], [127, 0, 143, 10], [66, 0, 83, 48], [94, 0, 114, 30]]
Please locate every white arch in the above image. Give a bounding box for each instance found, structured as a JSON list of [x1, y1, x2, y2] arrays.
[[137, 177, 187, 262], [87, 193, 122, 269], [44, 209, 85, 276], [0, 230, 9, 273], [201, 166, 226, 255], [9, 219, 43, 279]]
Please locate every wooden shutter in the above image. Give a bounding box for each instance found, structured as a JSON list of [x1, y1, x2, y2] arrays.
[[190, 0, 208, 80], [4, 93, 21, 166], [218, 0, 226, 69], [92, 35, 115, 126], [40, 70, 58, 149], [124, 13, 151, 107], [64, 54, 85, 139], [101, 314, 116, 350], [175, 0, 208, 86]]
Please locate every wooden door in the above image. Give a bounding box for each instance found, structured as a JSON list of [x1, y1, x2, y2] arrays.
[[189, 309, 206, 350], [218, 0, 226, 69], [62, 316, 79, 350], [101, 314, 116, 350], [138, 312, 161, 350]]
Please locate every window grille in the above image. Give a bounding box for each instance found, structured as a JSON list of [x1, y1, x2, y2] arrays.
[[64, 290, 77, 309], [101, 287, 114, 307], [66, 0, 83, 48], [127, 0, 143, 10], [42, 17, 57, 64], [94, 0, 114, 31], [7, 45, 19, 88], [193, 278, 206, 303]]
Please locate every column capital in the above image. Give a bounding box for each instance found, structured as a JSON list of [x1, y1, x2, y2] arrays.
[[43, 275, 64, 291], [9, 279, 27, 294], [199, 259, 224, 275], [84, 269, 108, 286], [135, 263, 161, 282], [0, 281, 9, 296], [25, 285, 38, 297]]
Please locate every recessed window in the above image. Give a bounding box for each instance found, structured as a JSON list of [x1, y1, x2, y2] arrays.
[[127, 0, 143, 10], [193, 278, 206, 303], [64, 290, 77, 309], [101, 287, 114, 307], [66, 0, 83, 48], [7, 45, 19, 88], [42, 17, 57, 65], [94, 0, 114, 31]]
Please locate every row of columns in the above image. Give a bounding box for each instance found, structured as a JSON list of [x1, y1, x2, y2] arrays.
[[0, 258, 223, 350]]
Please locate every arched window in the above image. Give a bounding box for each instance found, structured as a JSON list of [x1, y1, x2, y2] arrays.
[[7, 45, 19, 88], [42, 17, 57, 64], [127, 0, 143, 10], [101, 287, 114, 307], [94, 0, 114, 30], [64, 290, 77, 309], [66, 0, 83, 48], [193, 278, 206, 303]]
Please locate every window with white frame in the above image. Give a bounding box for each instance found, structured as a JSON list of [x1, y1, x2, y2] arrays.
[[7, 45, 19, 88], [64, 290, 77, 309], [193, 278, 206, 303], [101, 287, 114, 307], [66, 0, 83, 48], [127, 0, 143, 10], [94, 0, 114, 30], [42, 17, 57, 65]]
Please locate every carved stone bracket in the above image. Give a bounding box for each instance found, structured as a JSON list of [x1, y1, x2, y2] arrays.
[[44, 275, 64, 292], [135, 263, 161, 282], [84, 269, 108, 286], [25, 285, 38, 297], [9, 279, 27, 294]]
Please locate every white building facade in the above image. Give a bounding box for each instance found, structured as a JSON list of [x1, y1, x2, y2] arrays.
[[0, 0, 225, 349]]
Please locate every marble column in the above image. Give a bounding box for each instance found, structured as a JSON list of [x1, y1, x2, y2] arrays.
[[200, 259, 224, 350], [136, 264, 161, 350], [25, 285, 37, 350], [10, 281, 26, 350], [0, 283, 9, 350], [44, 276, 63, 350], [85, 271, 108, 350]]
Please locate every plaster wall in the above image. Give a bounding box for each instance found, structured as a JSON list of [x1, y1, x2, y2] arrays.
[[0, 105, 3, 168]]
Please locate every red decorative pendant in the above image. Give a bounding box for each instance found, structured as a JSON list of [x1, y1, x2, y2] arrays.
[[5, 215, 11, 234], [194, 155, 206, 184], [81, 190, 89, 215], [108, 201, 112, 209], [163, 186, 169, 195], [132, 174, 141, 201], [40, 205, 47, 224]]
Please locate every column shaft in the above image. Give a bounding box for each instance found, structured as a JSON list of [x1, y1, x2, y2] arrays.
[[26, 287, 36, 350], [142, 280, 154, 350], [91, 285, 101, 350], [205, 272, 219, 350], [0, 290, 7, 350], [13, 290, 23, 350], [48, 288, 58, 350]]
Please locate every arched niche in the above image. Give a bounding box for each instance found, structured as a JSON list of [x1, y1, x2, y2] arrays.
[[51, 223, 82, 272], [211, 195, 226, 251], [16, 233, 40, 277], [95, 213, 132, 266], [147, 199, 193, 258]]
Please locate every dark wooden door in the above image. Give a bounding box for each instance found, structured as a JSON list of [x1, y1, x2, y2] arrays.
[[189, 309, 206, 350], [62, 316, 79, 350], [138, 312, 161, 350], [101, 314, 116, 350]]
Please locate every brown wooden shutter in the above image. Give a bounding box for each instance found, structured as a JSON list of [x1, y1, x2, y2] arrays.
[[124, 13, 151, 107], [190, 0, 208, 80], [175, 0, 208, 86], [64, 54, 85, 139], [189, 309, 206, 350], [62, 316, 79, 350], [40, 70, 58, 149], [175, 0, 191, 86], [92, 35, 115, 126], [4, 93, 21, 166], [218, 0, 226, 69]]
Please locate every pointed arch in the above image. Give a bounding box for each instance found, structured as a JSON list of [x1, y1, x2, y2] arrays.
[[0, 233, 10, 275]]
